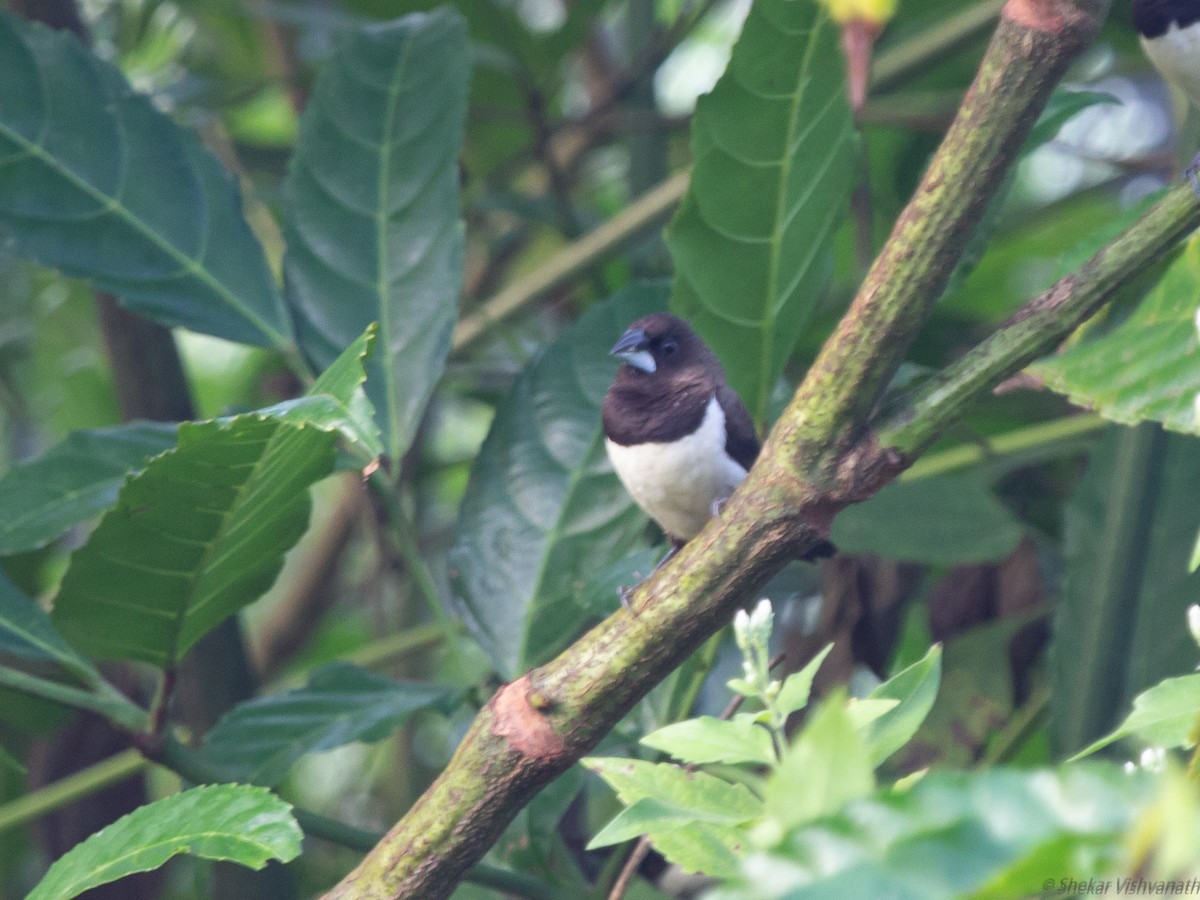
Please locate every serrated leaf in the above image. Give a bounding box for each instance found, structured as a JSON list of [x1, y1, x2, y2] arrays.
[[0, 423, 178, 554], [284, 9, 470, 461], [1073, 673, 1200, 760], [776, 643, 834, 717], [584, 757, 759, 878], [831, 472, 1023, 565], [583, 757, 761, 821], [0, 11, 290, 348], [641, 715, 775, 766], [1033, 232, 1200, 434], [27, 784, 301, 900], [200, 662, 461, 786], [667, 0, 856, 426], [50, 337, 378, 667], [764, 693, 873, 830], [259, 324, 382, 460], [587, 797, 748, 877], [449, 284, 667, 677], [865, 644, 942, 766]]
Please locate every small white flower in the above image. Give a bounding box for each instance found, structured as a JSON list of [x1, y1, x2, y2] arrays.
[[1124, 760, 1137, 775], [1139, 746, 1167, 772], [733, 609, 751, 651], [749, 598, 774, 631], [1189, 605, 1200, 649]]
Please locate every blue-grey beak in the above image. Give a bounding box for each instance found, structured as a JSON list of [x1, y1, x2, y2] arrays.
[[609, 328, 656, 373]]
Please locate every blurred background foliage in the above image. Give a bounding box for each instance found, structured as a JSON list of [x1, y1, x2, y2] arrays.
[[0, 0, 1198, 896]]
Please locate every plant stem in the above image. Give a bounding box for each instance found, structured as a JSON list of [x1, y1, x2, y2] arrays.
[[452, 170, 689, 350], [901, 413, 1106, 480], [0, 749, 147, 833], [0, 668, 149, 733], [877, 182, 1200, 458]]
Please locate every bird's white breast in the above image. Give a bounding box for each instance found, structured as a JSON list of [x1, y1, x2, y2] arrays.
[[605, 396, 749, 541], [1142, 22, 1200, 110]]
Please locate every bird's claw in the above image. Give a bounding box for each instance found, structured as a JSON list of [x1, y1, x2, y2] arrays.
[[617, 583, 637, 611]]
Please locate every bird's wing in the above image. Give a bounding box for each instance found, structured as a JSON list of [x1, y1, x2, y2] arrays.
[[716, 384, 760, 471]]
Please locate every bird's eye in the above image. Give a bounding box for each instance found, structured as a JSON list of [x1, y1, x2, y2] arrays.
[[661, 339, 678, 354]]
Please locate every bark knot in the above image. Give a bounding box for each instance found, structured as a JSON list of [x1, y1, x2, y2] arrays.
[[492, 675, 566, 760], [1004, 0, 1089, 33]]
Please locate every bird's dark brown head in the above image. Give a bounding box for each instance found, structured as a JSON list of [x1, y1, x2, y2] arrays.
[[608, 313, 721, 380]]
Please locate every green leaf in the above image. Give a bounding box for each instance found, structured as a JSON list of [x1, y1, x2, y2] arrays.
[[764, 693, 874, 831], [1073, 673, 1200, 760], [844, 698, 899, 731], [641, 715, 775, 767], [775, 643, 834, 717], [583, 757, 759, 877], [0, 575, 148, 730], [715, 765, 1149, 900], [667, 0, 856, 426], [200, 662, 462, 786], [1051, 428, 1200, 755], [283, 9, 470, 461], [0, 569, 97, 683], [50, 336, 378, 667], [449, 284, 667, 677], [587, 795, 753, 877], [1033, 232, 1200, 434], [0, 11, 290, 349], [261, 324, 383, 461], [831, 472, 1024, 565], [0, 423, 178, 554], [27, 784, 301, 900], [583, 757, 761, 821], [864, 644, 943, 766]]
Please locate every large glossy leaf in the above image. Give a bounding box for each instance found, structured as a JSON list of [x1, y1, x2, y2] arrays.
[[200, 662, 462, 786], [830, 472, 1024, 565], [0, 11, 290, 349], [0, 423, 178, 554], [667, 0, 857, 425], [1033, 232, 1200, 434], [283, 9, 470, 461], [27, 784, 301, 900], [50, 332, 379, 667], [711, 765, 1149, 900], [1051, 428, 1200, 754], [449, 284, 667, 678]]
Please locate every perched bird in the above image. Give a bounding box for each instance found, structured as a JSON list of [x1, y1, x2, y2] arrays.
[[1133, 0, 1200, 192], [603, 314, 760, 552]]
